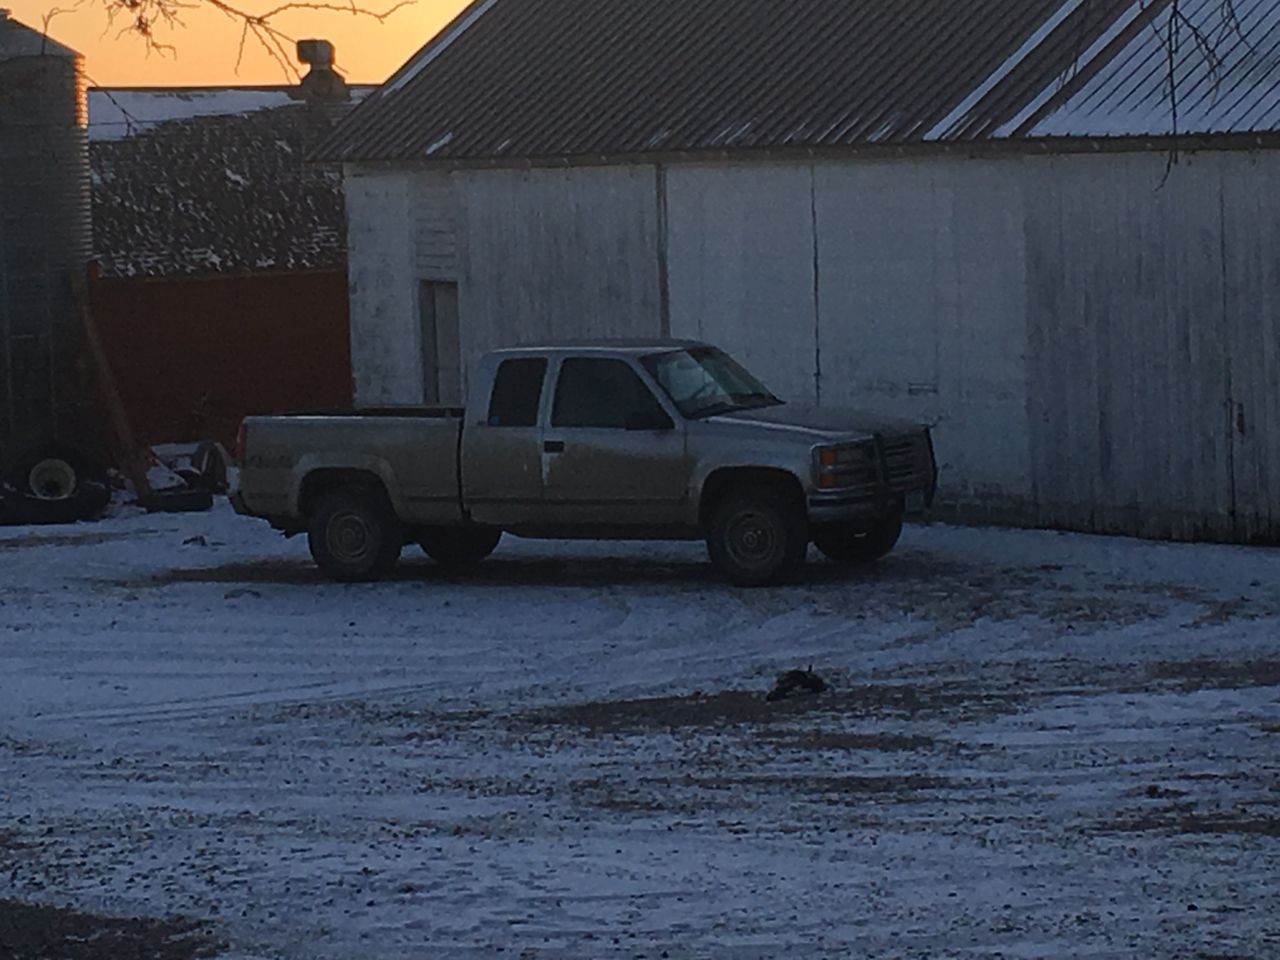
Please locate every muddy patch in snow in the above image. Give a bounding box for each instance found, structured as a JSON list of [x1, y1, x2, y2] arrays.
[[0, 827, 29, 860], [1149, 658, 1280, 690], [759, 730, 935, 752], [0, 531, 140, 551], [138, 555, 720, 589], [0, 899, 222, 960], [0, 734, 40, 756], [1103, 805, 1280, 838], [570, 772, 951, 814], [528, 683, 1021, 734], [688, 771, 950, 797], [136, 558, 323, 587]]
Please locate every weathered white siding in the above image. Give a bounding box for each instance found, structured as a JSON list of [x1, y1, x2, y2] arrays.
[[1221, 152, 1280, 542], [812, 159, 1031, 516], [345, 166, 421, 405], [665, 165, 818, 402], [412, 170, 461, 279], [455, 166, 663, 370], [345, 149, 1280, 543], [664, 160, 1032, 515], [1024, 152, 1234, 538]]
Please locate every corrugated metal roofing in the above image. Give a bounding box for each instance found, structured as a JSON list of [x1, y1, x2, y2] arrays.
[[318, 0, 1280, 163], [1027, 0, 1280, 136]]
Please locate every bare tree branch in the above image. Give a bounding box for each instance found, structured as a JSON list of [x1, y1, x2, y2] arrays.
[[87, 76, 144, 135], [1132, 0, 1254, 185], [45, 0, 413, 78]]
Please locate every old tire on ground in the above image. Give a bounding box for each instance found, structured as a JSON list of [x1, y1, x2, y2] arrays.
[[707, 485, 808, 587], [3, 444, 111, 525], [419, 526, 502, 567], [307, 487, 403, 582], [812, 503, 904, 565]]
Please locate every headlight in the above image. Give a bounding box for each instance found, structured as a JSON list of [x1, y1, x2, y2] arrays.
[[812, 442, 877, 488]]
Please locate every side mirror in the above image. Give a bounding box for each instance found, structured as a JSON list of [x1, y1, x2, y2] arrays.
[[625, 409, 674, 431]]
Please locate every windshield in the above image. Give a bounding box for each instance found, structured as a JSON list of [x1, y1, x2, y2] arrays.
[[641, 347, 782, 419]]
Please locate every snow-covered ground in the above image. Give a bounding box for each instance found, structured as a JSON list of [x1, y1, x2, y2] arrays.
[[1, 502, 1278, 959]]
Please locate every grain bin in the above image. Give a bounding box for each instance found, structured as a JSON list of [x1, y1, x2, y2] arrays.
[[0, 11, 107, 522]]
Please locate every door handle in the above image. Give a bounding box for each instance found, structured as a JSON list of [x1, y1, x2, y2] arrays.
[[544, 440, 565, 453]]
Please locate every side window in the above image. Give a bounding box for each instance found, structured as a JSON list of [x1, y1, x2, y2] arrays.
[[552, 358, 665, 429], [487, 358, 546, 427]]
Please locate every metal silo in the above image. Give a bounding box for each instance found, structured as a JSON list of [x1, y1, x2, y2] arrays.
[[0, 11, 107, 522]]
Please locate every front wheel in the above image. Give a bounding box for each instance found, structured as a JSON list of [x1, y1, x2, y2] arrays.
[[418, 526, 501, 567], [812, 504, 903, 565], [307, 488, 403, 582], [707, 486, 807, 587]]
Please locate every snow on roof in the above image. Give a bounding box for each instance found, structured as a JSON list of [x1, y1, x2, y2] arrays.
[[1027, 0, 1280, 137], [88, 88, 296, 141], [88, 86, 374, 141]]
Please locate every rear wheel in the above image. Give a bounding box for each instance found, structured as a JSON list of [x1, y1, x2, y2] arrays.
[[813, 503, 903, 565], [307, 487, 402, 582], [418, 526, 501, 567], [707, 485, 807, 587]]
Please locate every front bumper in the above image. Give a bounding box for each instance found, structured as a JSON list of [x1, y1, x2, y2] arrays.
[[806, 430, 937, 524]]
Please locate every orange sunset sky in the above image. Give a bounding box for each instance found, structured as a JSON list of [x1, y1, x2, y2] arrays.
[[8, 0, 468, 86]]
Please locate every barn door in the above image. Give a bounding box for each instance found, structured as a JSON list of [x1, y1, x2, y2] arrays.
[[1222, 157, 1280, 542], [418, 280, 462, 405], [1024, 155, 1235, 540]]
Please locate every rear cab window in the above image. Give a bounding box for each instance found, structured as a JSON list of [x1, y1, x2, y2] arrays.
[[487, 357, 546, 427]]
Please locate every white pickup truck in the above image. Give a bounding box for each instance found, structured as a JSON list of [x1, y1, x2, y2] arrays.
[[232, 340, 937, 585]]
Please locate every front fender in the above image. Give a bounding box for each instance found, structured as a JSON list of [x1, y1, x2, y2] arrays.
[[688, 455, 811, 528]]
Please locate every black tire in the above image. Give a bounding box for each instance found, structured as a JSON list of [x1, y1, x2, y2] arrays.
[[307, 487, 403, 582], [707, 485, 808, 587], [813, 504, 904, 565], [3, 444, 110, 524], [418, 526, 502, 567], [1, 485, 111, 526], [190, 441, 230, 493]]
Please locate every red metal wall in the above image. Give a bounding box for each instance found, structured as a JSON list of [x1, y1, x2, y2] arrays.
[[90, 270, 353, 448]]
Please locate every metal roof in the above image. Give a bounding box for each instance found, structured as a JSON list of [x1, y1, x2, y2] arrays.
[[1025, 0, 1280, 137], [317, 0, 1280, 164], [0, 11, 78, 59]]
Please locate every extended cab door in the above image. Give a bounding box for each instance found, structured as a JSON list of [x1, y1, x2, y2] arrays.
[[540, 356, 690, 529], [462, 356, 548, 526]]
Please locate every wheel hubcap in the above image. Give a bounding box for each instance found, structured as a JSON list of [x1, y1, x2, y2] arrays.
[[726, 510, 777, 567], [327, 511, 373, 564], [28, 458, 78, 501]]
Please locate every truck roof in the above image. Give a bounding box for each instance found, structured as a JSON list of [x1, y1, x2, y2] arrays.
[[491, 338, 710, 357]]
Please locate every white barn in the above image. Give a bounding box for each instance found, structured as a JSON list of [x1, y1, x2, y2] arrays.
[[317, 0, 1280, 543]]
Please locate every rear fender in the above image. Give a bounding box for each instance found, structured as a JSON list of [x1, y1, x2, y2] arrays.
[[290, 454, 407, 518]]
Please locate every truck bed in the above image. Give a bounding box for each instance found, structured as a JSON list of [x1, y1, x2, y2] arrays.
[[235, 409, 465, 528]]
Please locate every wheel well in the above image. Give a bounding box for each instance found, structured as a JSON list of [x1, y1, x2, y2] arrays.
[[298, 468, 391, 517], [698, 467, 806, 529]]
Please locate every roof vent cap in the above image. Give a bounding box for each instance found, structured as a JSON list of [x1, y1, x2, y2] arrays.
[[297, 39, 334, 69], [294, 38, 348, 103]]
